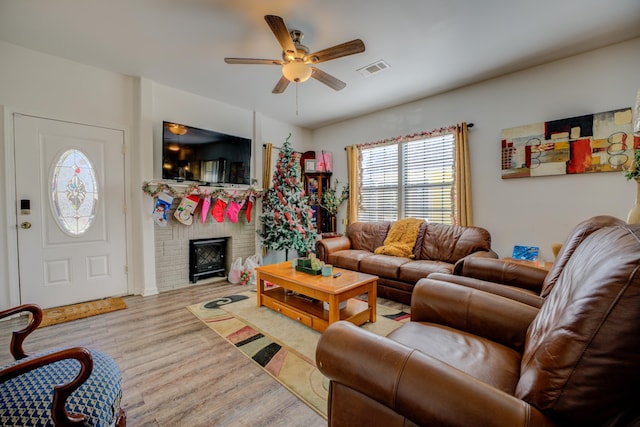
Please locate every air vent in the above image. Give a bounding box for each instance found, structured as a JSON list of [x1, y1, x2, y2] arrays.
[[357, 60, 390, 77]]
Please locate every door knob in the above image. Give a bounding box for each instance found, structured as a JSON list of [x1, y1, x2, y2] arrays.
[[20, 222, 32, 229]]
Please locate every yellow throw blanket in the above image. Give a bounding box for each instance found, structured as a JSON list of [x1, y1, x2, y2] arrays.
[[374, 218, 425, 258]]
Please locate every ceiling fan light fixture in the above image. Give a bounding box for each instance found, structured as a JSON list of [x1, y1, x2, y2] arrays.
[[282, 60, 312, 83], [225, 15, 365, 93]]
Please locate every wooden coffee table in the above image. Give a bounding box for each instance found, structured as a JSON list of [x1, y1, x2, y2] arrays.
[[255, 261, 377, 333]]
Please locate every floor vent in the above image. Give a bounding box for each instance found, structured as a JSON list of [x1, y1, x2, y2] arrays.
[[357, 60, 390, 77]]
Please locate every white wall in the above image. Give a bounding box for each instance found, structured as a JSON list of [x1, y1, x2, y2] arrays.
[[149, 82, 311, 184], [0, 40, 309, 309], [1, 36, 637, 307], [0, 41, 137, 309], [313, 38, 640, 261], [150, 83, 254, 180]]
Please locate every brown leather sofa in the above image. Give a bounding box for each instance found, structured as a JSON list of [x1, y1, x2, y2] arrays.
[[316, 222, 640, 426], [315, 221, 496, 304], [430, 215, 626, 308]]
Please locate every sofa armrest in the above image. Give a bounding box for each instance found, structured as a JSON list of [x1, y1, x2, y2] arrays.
[[316, 321, 554, 427], [452, 250, 498, 274], [466, 249, 499, 259], [428, 273, 544, 308], [454, 257, 548, 293], [411, 278, 539, 351], [315, 236, 352, 262]]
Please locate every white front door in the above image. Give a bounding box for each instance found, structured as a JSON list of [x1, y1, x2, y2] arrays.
[[14, 114, 128, 309]]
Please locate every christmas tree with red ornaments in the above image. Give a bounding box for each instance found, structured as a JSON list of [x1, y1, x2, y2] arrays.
[[259, 135, 317, 257]]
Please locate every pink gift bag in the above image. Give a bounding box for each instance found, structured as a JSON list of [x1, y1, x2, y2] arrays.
[[315, 150, 332, 172]]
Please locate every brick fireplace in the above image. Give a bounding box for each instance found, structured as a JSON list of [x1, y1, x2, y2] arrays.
[[154, 200, 256, 291]]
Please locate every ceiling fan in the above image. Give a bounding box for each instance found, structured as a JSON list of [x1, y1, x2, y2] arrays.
[[224, 15, 365, 94]]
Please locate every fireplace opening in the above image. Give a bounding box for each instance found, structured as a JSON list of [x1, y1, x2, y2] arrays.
[[189, 237, 228, 283]]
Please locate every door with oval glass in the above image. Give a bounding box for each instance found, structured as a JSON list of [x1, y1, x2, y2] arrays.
[[14, 114, 127, 309]]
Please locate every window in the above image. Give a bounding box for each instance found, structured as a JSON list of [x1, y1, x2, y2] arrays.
[[358, 132, 455, 224], [51, 149, 99, 235]]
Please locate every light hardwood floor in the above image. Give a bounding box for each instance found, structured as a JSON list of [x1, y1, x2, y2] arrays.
[[1, 281, 410, 426], [1, 281, 330, 426]]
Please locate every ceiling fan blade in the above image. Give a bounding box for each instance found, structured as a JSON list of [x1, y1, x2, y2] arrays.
[[272, 76, 290, 94], [308, 39, 365, 64], [224, 58, 282, 65], [311, 67, 346, 91], [264, 15, 296, 56]]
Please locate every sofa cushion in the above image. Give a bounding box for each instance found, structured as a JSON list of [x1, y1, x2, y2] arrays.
[[359, 254, 412, 280], [388, 322, 521, 394], [418, 223, 492, 263], [398, 260, 453, 283], [328, 250, 375, 271], [348, 222, 392, 253], [412, 222, 428, 259]]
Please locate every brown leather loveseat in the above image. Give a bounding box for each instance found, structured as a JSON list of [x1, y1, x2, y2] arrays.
[[315, 221, 496, 304], [316, 222, 640, 426]]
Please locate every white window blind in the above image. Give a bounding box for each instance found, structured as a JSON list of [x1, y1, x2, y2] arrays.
[[359, 133, 455, 224], [358, 144, 399, 222]]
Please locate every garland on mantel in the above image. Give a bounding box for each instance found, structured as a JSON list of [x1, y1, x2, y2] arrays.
[[142, 181, 262, 200]]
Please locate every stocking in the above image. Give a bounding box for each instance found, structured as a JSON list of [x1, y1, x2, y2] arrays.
[[200, 195, 211, 224], [225, 199, 245, 223], [152, 192, 174, 226], [211, 193, 229, 223], [174, 194, 199, 225], [246, 194, 255, 223]]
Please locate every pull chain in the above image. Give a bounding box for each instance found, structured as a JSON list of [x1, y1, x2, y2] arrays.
[[295, 83, 299, 116]]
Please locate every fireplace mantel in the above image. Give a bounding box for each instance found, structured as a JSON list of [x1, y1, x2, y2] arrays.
[[142, 180, 262, 199]]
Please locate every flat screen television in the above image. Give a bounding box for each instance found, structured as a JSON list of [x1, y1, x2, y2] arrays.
[[162, 121, 251, 185]]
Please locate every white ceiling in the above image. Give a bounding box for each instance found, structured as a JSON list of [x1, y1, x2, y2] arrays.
[[1, 0, 639, 130]]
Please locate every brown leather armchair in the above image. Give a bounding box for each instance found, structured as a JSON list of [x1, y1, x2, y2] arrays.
[[435, 215, 626, 308], [316, 222, 640, 426]]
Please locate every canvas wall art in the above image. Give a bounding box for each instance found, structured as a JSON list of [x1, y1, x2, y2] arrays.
[[501, 107, 638, 179]]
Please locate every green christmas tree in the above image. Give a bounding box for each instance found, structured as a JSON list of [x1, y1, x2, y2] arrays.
[[259, 135, 317, 257]]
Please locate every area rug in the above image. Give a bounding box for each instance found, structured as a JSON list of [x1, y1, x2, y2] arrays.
[[187, 292, 409, 418], [39, 297, 128, 328]]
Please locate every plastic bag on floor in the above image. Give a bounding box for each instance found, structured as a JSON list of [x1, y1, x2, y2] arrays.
[[228, 257, 243, 284]]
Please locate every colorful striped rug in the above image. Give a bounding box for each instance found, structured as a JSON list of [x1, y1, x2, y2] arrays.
[[187, 292, 409, 418]]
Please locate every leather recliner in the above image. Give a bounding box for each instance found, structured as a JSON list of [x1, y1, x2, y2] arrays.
[[316, 222, 640, 426], [432, 215, 626, 308]]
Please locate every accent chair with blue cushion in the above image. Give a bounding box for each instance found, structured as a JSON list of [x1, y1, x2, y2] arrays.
[[0, 304, 126, 426]]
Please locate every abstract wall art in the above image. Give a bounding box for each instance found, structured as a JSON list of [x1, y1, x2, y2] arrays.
[[501, 107, 638, 179]]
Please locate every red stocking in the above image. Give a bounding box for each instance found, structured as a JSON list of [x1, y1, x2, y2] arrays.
[[211, 194, 228, 222], [246, 194, 255, 223]]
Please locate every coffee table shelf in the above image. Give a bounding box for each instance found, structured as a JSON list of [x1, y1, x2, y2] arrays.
[[255, 262, 377, 333], [261, 287, 371, 332]]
